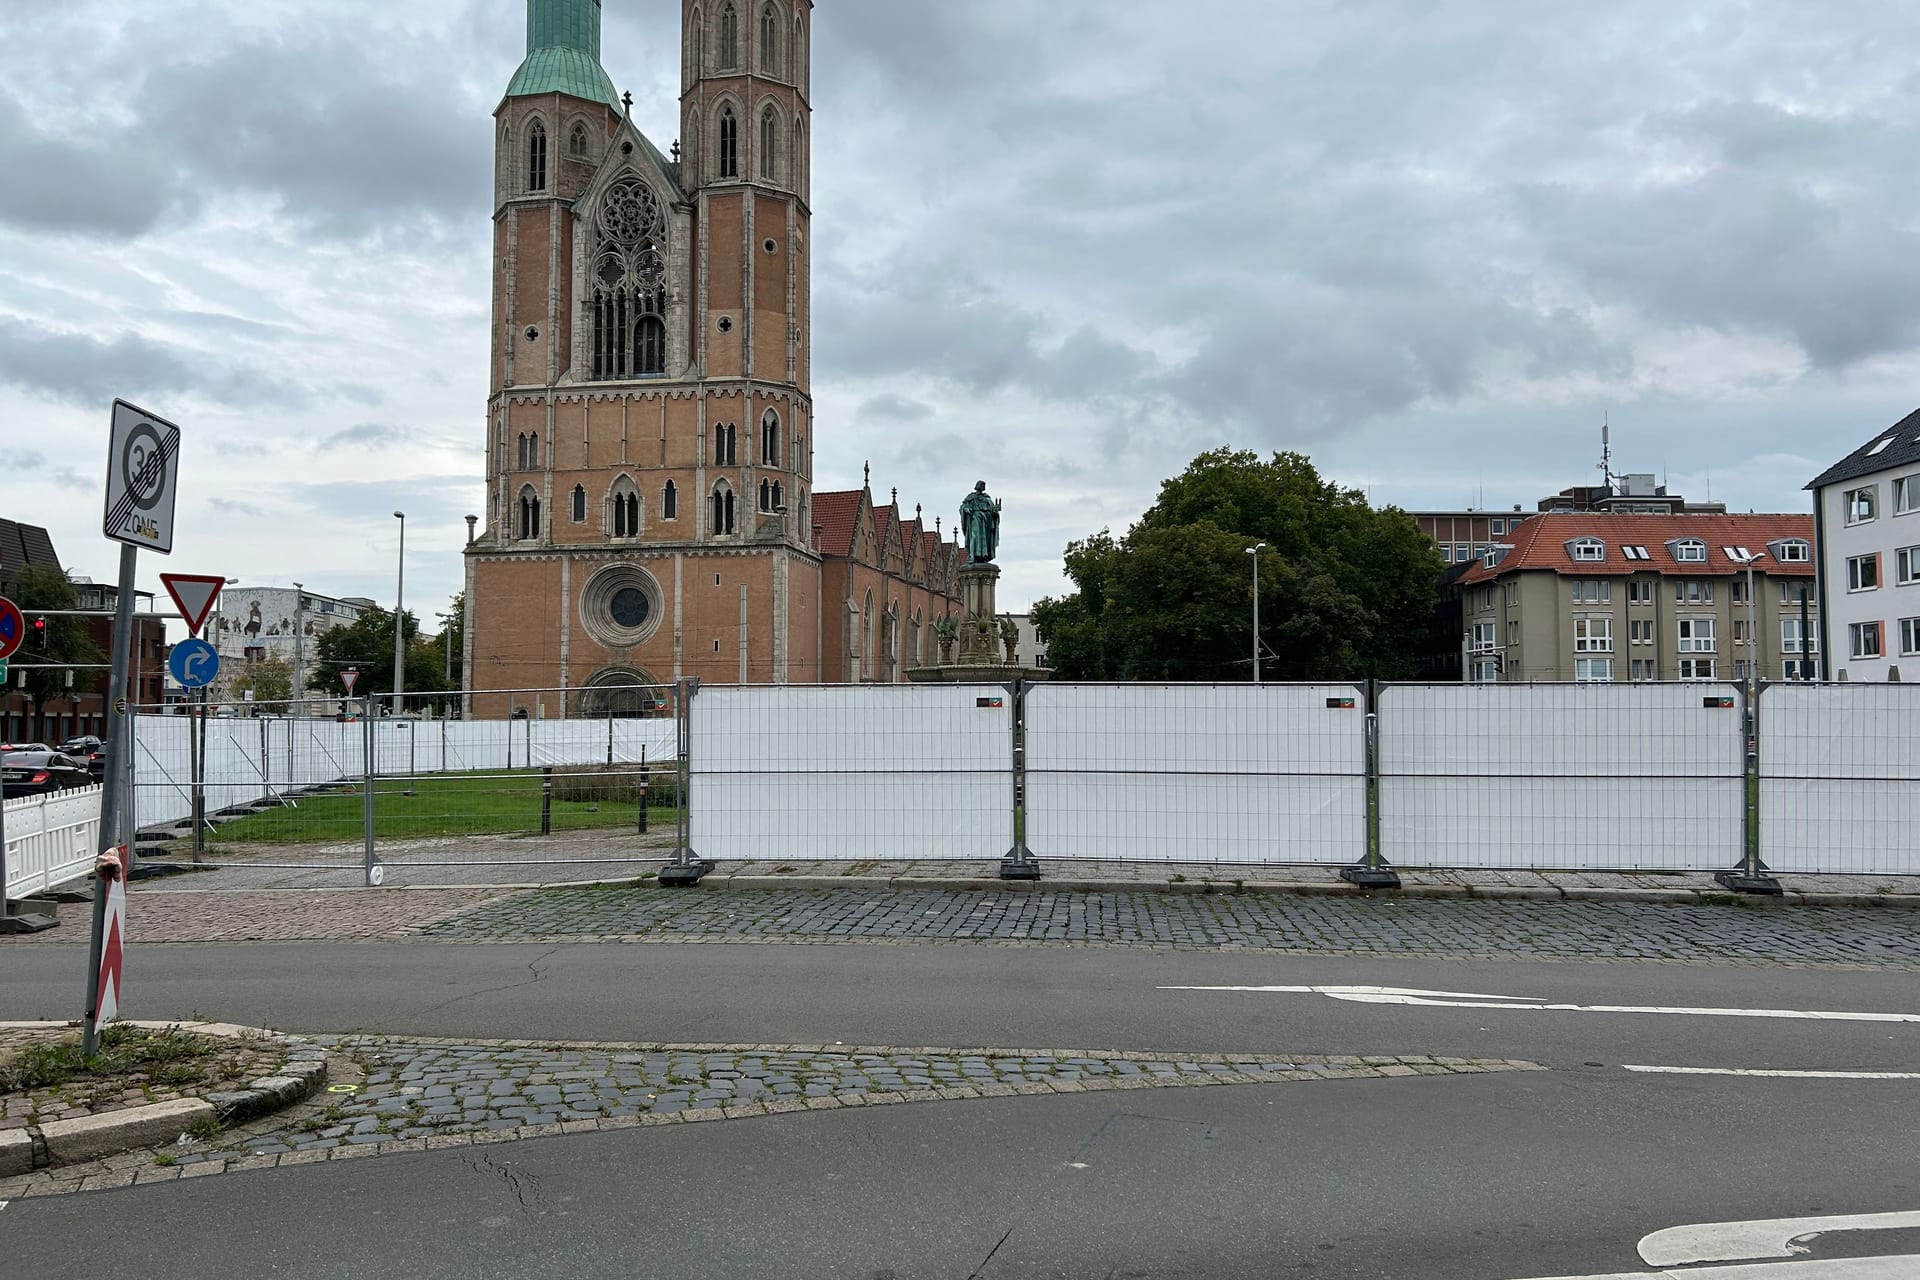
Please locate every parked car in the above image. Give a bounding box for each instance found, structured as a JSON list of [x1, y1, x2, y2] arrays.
[[57, 735, 107, 780], [1, 750, 96, 798], [0, 742, 53, 755]]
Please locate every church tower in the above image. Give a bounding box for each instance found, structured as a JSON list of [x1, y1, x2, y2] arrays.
[[466, 0, 820, 712]]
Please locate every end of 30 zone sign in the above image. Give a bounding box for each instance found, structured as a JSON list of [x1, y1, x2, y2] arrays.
[[103, 400, 182, 555]]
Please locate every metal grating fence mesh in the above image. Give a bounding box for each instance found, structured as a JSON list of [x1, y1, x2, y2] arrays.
[[1759, 683, 1920, 875], [1023, 683, 1368, 864], [1377, 682, 1749, 871], [690, 684, 1014, 861]]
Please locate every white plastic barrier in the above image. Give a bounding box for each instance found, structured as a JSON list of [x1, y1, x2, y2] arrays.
[[690, 685, 1014, 861], [4, 785, 102, 898], [1378, 683, 1747, 871], [1759, 684, 1920, 875], [1024, 684, 1368, 863]]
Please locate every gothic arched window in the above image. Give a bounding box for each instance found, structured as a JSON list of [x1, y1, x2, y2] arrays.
[[569, 123, 590, 159], [713, 422, 736, 466], [771, 480, 783, 511], [518, 487, 542, 541], [710, 482, 736, 535], [717, 4, 740, 69], [610, 477, 641, 538], [515, 434, 527, 470], [862, 591, 875, 681], [760, 106, 778, 182], [760, 4, 781, 75], [634, 315, 666, 376], [759, 479, 771, 512], [527, 121, 548, 192], [792, 120, 803, 189], [718, 107, 739, 178], [663, 480, 678, 520], [760, 410, 781, 467], [571, 485, 587, 523]]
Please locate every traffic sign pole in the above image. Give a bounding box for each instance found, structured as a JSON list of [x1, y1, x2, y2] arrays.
[[85, 542, 138, 1052]]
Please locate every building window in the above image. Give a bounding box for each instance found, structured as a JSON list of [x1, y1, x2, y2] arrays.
[[571, 485, 587, 524], [718, 107, 739, 178], [710, 483, 736, 535], [517, 488, 541, 540], [634, 315, 667, 376], [760, 411, 781, 467], [1780, 581, 1811, 605], [1670, 539, 1706, 563], [1851, 621, 1884, 659], [1678, 658, 1717, 681], [1569, 538, 1606, 562], [1677, 618, 1716, 653], [1898, 547, 1920, 586], [713, 422, 737, 465], [1631, 659, 1656, 681], [1848, 554, 1880, 592], [663, 481, 678, 520], [1782, 617, 1818, 655], [760, 106, 779, 181], [1675, 580, 1714, 604], [1574, 616, 1613, 653], [1731, 578, 1749, 604], [1574, 658, 1613, 682], [1902, 618, 1920, 657], [1469, 657, 1501, 682], [1470, 621, 1497, 652], [569, 123, 590, 159], [1733, 618, 1750, 645], [1772, 539, 1811, 563], [1626, 580, 1652, 604], [717, 3, 740, 67], [1490, 519, 1506, 535], [1895, 476, 1920, 515], [760, 3, 781, 74], [1846, 486, 1878, 525], [1570, 580, 1610, 605], [758, 478, 785, 513], [528, 121, 548, 192], [1622, 545, 1652, 561], [1629, 619, 1654, 645], [611, 480, 641, 538]]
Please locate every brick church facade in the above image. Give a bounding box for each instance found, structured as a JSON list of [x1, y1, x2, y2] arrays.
[[465, 0, 960, 715]]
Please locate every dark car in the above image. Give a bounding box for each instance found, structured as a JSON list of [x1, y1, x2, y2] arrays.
[[57, 735, 107, 780], [1, 750, 96, 798]]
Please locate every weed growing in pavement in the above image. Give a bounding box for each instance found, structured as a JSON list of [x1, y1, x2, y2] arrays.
[[0, 1024, 218, 1093], [186, 1114, 223, 1143], [153, 1153, 177, 1167]]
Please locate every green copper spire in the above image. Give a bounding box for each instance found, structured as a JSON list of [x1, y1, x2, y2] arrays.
[[505, 0, 620, 109]]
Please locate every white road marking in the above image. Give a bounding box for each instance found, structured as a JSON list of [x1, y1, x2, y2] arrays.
[[1625, 1066, 1920, 1081], [1158, 984, 1920, 1024], [1639, 1210, 1920, 1267], [1516, 1259, 1920, 1278]]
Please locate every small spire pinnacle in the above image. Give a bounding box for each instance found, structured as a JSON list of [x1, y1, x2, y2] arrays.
[[891, 487, 898, 506], [863, 461, 871, 488], [622, 90, 634, 116]]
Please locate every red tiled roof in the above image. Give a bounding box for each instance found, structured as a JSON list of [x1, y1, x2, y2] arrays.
[[1458, 512, 1816, 584], [811, 490, 862, 557]]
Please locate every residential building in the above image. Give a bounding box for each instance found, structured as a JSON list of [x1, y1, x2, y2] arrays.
[[1456, 514, 1817, 683], [1004, 614, 1048, 670], [1807, 409, 1920, 681], [1536, 473, 1725, 516], [205, 587, 374, 708], [463, 0, 961, 713]]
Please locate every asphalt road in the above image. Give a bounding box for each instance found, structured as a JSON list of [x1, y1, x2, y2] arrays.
[[4, 1068, 1917, 1279], [2, 940, 1915, 1073]]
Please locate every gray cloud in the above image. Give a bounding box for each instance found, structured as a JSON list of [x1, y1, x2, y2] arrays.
[[317, 423, 407, 450], [0, 321, 292, 409], [857, 393, 936, 423]]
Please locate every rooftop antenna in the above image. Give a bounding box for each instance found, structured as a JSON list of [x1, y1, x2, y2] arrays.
[[1598, 415, 1616, 496]]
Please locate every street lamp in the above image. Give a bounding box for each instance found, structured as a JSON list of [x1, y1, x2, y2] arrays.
[[392, 512, 406, 716], [291, 581, 304, 718], [1246, 542, 1266, 684]]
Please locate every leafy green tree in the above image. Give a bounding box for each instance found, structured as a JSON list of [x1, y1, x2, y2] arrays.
[[9, 566, 107, 725], [306, 606, 454, 708], [231, 656, 295, 714], [1033, 450, 1442, 681]]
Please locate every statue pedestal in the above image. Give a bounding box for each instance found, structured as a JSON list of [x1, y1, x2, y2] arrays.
[[908, 563, 1051, 685]]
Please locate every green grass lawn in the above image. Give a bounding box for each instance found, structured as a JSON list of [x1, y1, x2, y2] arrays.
[[208, 771, 676, 844]]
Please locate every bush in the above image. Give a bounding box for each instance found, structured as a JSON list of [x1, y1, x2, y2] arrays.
[[547, 764, 677, 808]]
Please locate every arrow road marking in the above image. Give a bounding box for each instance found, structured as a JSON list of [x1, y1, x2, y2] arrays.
[[1507, 1208, 1920, 1278], [1158, 985, 1920, 1024]]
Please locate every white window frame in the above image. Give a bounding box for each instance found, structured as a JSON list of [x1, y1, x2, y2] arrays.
[[1903, 618, 1920, 658], [1781, 617, 1818, 655], [1630, 658, 1656, 682], [1570, 538, 1606, 563], [1896, 476, 1920, 515], [1677, 618, 1716, 653], [1851, 621, 1884, 660], [1846, 486, 1878, 525], [1470, 621, 1498, 652], [1898, 546, 1920, 587], [1848, 554, 1880, 593], [1468, 657, 1501, 683], [1573, 616, 1613, 653], [1773, 539, 1811, 563], [1678, 657, 1717, 681], [1574, 657, 1613, 683], [1673, 539, 1707, 563]]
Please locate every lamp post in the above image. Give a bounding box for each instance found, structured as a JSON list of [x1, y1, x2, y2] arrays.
[[1246, 542, 1266, 684], [291, 581, 304, 718], [392, 512, 406, 717]]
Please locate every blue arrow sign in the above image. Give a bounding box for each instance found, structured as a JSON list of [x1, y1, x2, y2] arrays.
[[169, 637, 220, 689]]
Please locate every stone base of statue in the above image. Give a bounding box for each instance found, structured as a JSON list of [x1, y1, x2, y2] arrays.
[[906, 563, 1053, 686]]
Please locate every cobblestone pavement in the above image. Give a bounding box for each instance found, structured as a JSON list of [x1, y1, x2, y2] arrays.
[[1, 888, 508, 946], [414, 886, 1920, 969], [0, 1037, 1532, 1198]]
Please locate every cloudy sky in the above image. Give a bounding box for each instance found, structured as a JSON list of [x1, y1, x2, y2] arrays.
[[3, 0, 1915, 626]]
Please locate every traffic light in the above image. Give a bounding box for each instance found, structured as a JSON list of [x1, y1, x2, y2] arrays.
[[33, 617, 46, 652]]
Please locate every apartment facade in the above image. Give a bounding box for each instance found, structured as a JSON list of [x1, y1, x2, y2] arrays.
[[1807, 409, 1920, 681], [1456, 514, 1817, 683]]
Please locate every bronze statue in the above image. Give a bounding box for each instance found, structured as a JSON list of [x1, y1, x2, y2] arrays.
[[959, 481, 1002, 565]]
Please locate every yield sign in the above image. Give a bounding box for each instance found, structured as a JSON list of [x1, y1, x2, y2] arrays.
[[341, 668, 360, 694], [160, 574, 225, 637]]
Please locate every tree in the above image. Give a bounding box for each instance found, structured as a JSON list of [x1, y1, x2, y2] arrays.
[[1033, 449, 1443, 681], [305, 606, 455, 709], [9, 566, 107, 725], [231, 656, 294, 715]]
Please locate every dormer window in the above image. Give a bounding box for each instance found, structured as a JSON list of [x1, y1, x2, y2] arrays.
[[1771, 538, 1811, 564], [1568, 538, 1606, 563], [1671, 539, 1707, 563]]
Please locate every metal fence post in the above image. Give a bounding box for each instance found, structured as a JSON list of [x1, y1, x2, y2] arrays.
[[540, 766, 553, 836], [1000, 678, 1039, 880], [659, 678, 711, 885], [1716, 680, 1781, 895], [362, 696, 383, 887], [638, 744, 649, 835], [1340, 679, 1401, 889]]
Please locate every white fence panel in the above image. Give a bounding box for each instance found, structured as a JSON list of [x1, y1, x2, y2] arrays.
[[4, 785, 102, 898], [1760, 684, 1920, 875], [691, 685, 1014, 861], [1379, 683, 1747, 871], [1024, 684, 1368, 863]]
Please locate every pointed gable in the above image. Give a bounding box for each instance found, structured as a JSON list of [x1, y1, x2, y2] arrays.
[[811, 490, 862, 557]]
